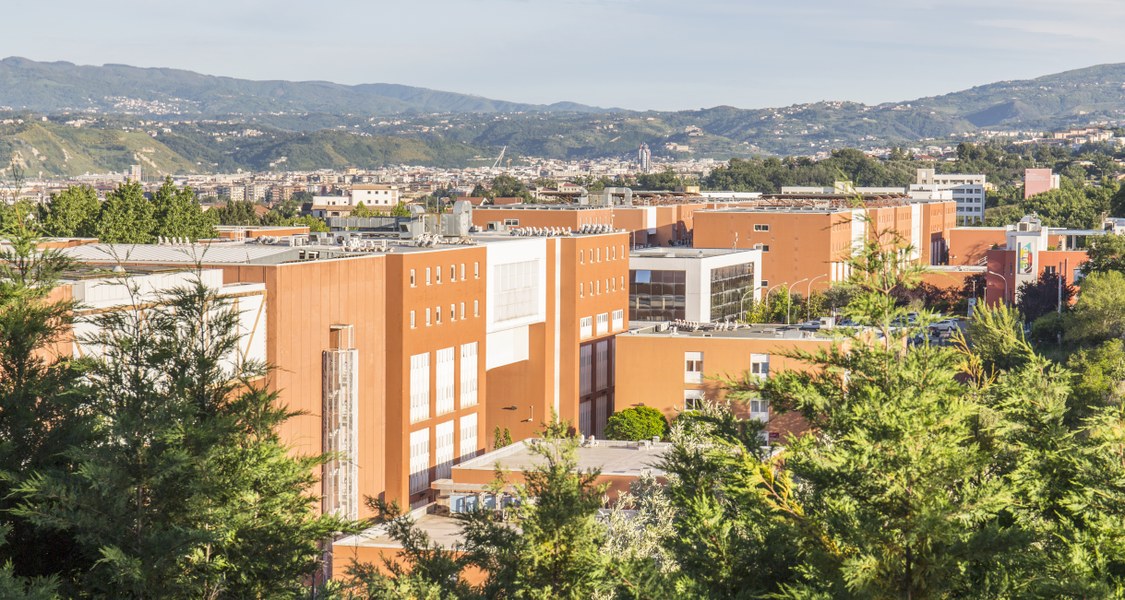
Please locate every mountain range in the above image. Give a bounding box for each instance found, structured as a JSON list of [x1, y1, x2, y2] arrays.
[[2, 57, 1124, 177]]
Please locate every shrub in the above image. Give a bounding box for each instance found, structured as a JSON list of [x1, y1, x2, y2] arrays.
[[604, 406, 668, 441]]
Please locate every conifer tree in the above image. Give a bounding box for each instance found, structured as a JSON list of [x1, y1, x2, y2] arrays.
[[15, 272, 349, 598]]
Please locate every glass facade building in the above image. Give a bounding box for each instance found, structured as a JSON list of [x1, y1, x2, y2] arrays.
[[709, 263, 756, 321], [629, 269, 686, 321]]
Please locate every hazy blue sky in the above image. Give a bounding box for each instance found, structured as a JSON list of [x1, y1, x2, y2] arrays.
[[5, 0, 1125, 111]]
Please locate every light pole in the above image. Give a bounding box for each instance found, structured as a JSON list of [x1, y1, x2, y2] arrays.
[[762, 282, 785, 324], [739, 287, 756, 323], [787, 278, 809, 325], [985, 270, 1009, 305], [805, 274, 828, 321]]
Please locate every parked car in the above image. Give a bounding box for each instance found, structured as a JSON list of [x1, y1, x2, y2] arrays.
[[929, 319, 960, 334], [796, 320, 822, 331]]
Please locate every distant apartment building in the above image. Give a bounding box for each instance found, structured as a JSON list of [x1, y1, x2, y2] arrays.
[[351, 184, 400, 207], [627, 247, 762, 323], [217, 185, 247, 202], [1024, 168, 1060, 199], [913, 168, 987, 224]]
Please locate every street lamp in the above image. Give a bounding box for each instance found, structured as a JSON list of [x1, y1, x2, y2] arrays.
[[985, 270, 1009, 305], [805, 274, 828, 321], [738, 287, 756, 324], [759, 282, 785, 324], [786, 278, 809, 325]]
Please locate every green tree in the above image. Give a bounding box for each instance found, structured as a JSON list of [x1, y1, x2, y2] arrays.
[[40, 186, 100, 238], [1015, 272, 1073, 323], [389, 201, 411, 218], [1065, 270, 1125, 345], [350, 202, 375, 218], [150, 177, 216, 241], [604, 406, 669, 441], [492, 427, 513, 450], [95, 181, 156, 243], [211, 199, 261, 226], [1084, 234, 1125, 274], [279, 214, 329, 233], [1066, 339, 1125, 425], [15, 273, 349, 598], [0, 222, 91, 591]]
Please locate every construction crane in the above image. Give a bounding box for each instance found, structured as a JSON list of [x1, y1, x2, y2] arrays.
[[491, 146, 507, 169]]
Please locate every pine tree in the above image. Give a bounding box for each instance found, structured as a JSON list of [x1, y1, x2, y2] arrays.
[[14, 272, 350, 598], [40, 185, 100, 238], [151, 177, 216, 241], [95, 181, 156, 243], [0, 219, 92, 588]]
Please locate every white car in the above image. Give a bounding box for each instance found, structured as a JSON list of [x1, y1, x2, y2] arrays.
[[929, 319, 960, 333]]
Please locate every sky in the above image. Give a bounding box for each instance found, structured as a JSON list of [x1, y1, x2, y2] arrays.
[[4, 0, 1125, 111]]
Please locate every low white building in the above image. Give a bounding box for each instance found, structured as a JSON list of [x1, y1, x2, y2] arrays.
[[351, 184, 400, 208], [914, 169, 987, 224], [628, 247, 763, 323]]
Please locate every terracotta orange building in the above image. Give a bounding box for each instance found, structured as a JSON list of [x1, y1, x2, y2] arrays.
[[61, 223, 630, 511], [615, 323, 837, 442], [691, 195, 956, 293]]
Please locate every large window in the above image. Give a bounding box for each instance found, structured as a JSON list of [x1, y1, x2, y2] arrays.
[[629, 269, 687, 322], [409, 428, 430, 494], [595, 341, 609, 391], [460, 343, 478, 408], [460, 413, 478, 460], [494, 260, 540, 322], [580, 345, 593, 396], [435, 347, 455, 415], [410, 353, 430, 423], [435, 421, 454, 481], [710, 263, 756, 322]]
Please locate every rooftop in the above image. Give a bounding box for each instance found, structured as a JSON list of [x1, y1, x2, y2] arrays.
[[625, 320, 836, 341], [630, 247, 758, 260], [454, 438, 670, 478]]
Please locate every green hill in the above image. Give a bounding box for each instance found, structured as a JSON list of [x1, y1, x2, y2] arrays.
[[0, 57, 610, 117]]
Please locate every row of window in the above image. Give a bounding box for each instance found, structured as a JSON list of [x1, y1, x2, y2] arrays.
[[684, 389, 768, 419], [409, 343, 479, 423], [410, 301, 481, 328], [408, 413, 479, 495], [579, 244, 628, 265], [684, 351, 769, 383], [410, 262, 480, 287], [579, 310, 624, 339], [580, 276, 626, 297]]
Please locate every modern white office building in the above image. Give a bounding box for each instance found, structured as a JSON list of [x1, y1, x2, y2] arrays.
[[628, 247, 763, 323]]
